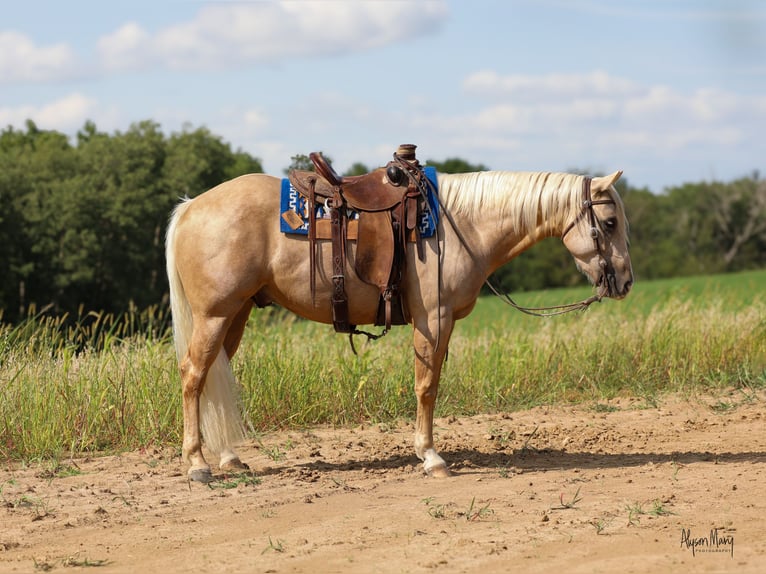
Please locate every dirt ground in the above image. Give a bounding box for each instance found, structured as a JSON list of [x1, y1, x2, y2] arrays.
[[1, 390, 764, 574]]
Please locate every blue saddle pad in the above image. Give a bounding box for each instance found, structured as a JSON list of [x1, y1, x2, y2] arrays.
[[280, 166, 439, 238]]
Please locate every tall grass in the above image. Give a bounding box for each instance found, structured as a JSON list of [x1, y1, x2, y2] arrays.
[[0, 307, 178, 461], [1, 271, 764, 462]]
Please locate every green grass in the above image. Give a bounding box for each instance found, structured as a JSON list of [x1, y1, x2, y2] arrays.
[[1, 270, 765, 461]]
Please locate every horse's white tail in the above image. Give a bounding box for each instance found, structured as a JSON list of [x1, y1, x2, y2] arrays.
[[166, 199, 246, 456]]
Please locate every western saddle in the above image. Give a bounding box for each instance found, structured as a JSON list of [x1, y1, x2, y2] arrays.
[[287, 144, 434, 342]]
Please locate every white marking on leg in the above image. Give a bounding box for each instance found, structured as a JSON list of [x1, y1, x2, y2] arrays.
[[422, 448, 447, 475], [219, 448, 240, 467]]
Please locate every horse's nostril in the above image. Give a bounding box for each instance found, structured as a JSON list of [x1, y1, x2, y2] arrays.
[[624, 280, 633, 293]]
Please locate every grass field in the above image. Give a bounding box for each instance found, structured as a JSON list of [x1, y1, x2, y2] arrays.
[[1, 270, 764, 462]]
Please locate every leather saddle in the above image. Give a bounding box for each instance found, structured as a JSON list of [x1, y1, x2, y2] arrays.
[[287, 144, 431, 339]]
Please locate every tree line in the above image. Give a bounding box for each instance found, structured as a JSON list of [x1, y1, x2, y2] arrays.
[[0, 120, 764, 323]]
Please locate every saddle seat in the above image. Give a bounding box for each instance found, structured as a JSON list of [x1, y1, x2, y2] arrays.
[[291, 153, 405, 212], [287, 145, 428, 338]]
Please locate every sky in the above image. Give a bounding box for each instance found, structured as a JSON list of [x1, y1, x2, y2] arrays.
[[2, 0, 765, 192]]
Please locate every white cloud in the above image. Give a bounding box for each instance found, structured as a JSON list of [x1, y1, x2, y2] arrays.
[[456, 70, 766, 152], [97, 22, 152, 72], [0, 31, 77, 83], [463, 69, 642, 100], [98, 0, 448, 72], [0, 94, 99, 131]]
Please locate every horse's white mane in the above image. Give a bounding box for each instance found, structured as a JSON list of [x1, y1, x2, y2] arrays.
[[437, 171, 587, 237]]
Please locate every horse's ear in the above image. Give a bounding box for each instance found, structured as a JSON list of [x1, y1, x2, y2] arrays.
[[592, 170, 623, 191]]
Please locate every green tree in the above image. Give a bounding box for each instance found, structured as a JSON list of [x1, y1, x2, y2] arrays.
[[426, 157, 488, 174], [344, 162, 369, 176], [285, 153, 331, 174], [164, 125, 262, 199], [0, 120, 264, 322]]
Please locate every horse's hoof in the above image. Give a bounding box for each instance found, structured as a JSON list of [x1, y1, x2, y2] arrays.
[[422, 448, 450, 477], [426, 464, 452, 478], [188, 467, 214, 483], [220, 458, 250, 472]]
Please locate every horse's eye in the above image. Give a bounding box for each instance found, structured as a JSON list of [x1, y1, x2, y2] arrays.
[[603, 218, 617, 232]]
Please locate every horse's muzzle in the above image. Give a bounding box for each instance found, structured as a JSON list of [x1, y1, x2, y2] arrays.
[[597, 268, 633, 300]]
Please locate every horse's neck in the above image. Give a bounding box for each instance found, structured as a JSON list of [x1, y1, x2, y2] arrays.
[[439, 171, 571, 275]]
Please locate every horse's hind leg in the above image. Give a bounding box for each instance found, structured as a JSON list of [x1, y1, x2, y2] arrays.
[[217, 300, 254, 472], [180, 315, 230, 483]]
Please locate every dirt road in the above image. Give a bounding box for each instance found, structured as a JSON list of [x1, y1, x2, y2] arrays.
[[2, 391, 764, 573]]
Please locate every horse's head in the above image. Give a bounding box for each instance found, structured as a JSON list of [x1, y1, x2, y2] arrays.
[[562, 171, 633, 300]]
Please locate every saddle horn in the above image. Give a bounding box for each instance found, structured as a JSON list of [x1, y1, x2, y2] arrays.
[[386, 165, 406, 186]]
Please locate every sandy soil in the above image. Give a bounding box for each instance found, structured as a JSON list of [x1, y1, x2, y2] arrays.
[[1, 390, 764, 573]]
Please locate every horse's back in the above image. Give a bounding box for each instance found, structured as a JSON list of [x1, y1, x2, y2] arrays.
[[182, 173, 280, 218]]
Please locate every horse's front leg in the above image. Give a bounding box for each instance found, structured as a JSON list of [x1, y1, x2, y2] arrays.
[[413, 320, 453, 477]]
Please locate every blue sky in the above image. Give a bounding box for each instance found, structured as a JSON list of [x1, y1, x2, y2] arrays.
[[2, 0, 765, 192]]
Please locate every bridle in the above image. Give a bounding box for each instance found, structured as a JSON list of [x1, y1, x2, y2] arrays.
[[485, 176, 617, 317], [561, 177, 616, 252]]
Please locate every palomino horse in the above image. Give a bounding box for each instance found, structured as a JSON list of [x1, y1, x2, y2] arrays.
[[166, 168, 633, 482]]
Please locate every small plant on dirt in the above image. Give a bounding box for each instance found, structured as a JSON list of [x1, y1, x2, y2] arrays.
[[551, 486, 583, 510], [486, 425, 515, 447], [208, 472, 261, 490], [461, 497, 494, 522], [518, 425, 540, 455], [33, 557, 54, 572], [421, 497, 448, 519], [0, 479, 16, 507], [625, 501, 647, 526], [62, 553, 110, 568], [35, 460, 82, 482], [670, 461, 683, 481], [626, 499, 675, 526], [11, 494, 53, 520], [710, 400, 736, 413], [496, 464, 517, 479], [591, 516, 613, 535], [647, 499, 676, 517], [592, 403, 619, 413], [260, 443, 286, 462], [262, 537, 285, 554]]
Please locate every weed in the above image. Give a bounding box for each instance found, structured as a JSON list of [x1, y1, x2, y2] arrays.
[[260, 444, 286, 462], [33, 557, 54, 572], [421, 497, 448, 519], [625, 499, 676, 526], [62, 553, 110, 567], [592, 403, 619, 413], [519, 426, 540, 454], [12, 494, 53, 519], [262, 537, 285, 554], [486, 425, 515, 447], [552, 486, 583, 510], [648, 499, 676, 517], [591, 516, 613, 535], [625, 502, 643, 526], [670, 461, 683, 481], [208, 472, 261, 490], [710, 400, 736, 413], [497, 465, 516, 479], [462, 497, 494, 521], [35, 460, 82, 481]]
